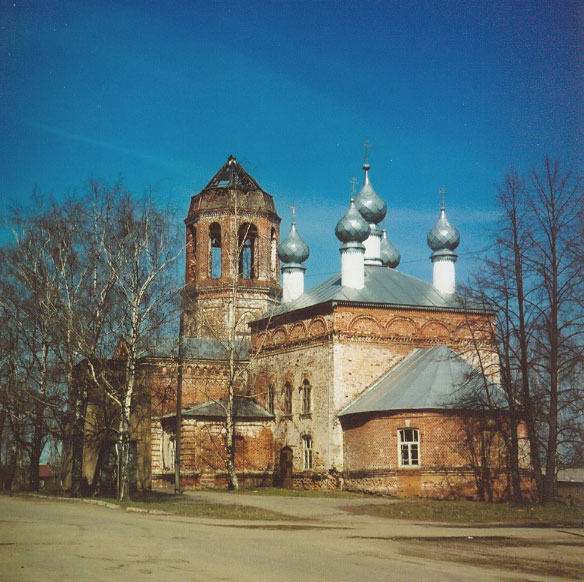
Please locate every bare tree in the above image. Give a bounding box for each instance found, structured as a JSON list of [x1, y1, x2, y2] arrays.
[[528, 157, 584, 502], [0, 200, 66, 491], [0, 182, 177, 499], [464, 158, 583, 504], [100, 194, 179, 500]]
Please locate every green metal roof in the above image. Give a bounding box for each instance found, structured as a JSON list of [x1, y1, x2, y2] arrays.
[[339, 345, 497, 415]]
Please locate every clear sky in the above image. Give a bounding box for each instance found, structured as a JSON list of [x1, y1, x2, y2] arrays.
[[1, 1, 582, 287]]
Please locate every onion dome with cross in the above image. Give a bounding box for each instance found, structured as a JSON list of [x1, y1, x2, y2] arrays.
[[354, 162, 387, 224], [427, 188, 460, 252], [335, 198, 371, 243], [278, 208, 309, 265]]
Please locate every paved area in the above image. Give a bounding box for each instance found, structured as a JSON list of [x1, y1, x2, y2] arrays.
[[2, 493, 582, 582]]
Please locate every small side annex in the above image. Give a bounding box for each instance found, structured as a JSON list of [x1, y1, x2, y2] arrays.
[[155, 397, 274, 489], [339, 346, 531, 499]]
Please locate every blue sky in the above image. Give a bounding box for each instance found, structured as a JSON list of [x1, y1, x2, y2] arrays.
[[1, 0, 582, 286]]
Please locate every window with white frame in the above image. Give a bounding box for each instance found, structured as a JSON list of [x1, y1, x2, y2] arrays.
[[398, 428, 420, 467], [302, 435, 313, 470]]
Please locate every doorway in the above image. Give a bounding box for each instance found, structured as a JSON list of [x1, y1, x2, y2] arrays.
[[279, 447, 293, 489]]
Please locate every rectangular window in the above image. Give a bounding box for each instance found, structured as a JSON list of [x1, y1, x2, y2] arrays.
[[302, 435, 313, 470], [398, 428, 420, 467]]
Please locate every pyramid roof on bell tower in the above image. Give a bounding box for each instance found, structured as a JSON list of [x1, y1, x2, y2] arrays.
[[188, 155, 279, 219], [203, 155, 264, 193]]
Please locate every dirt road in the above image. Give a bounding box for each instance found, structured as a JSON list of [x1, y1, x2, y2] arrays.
[[2, 494, 582, 582]]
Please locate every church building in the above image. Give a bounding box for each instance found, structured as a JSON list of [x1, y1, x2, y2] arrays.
[[143, 154, 528, 499]]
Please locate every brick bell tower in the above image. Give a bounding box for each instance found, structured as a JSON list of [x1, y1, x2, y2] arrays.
[[183, 156, 282, 339]]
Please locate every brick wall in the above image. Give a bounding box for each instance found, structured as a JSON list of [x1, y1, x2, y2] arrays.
[[149, 358, 242, 417], [250, 339, 333, 478], [249, 301, 497, 488], [341, 411, 528, 499], [183, 187, 281, 340], [152, 417, 274, 489]]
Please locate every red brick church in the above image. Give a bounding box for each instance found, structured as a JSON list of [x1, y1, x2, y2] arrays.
[[120, 155, 530, 498]]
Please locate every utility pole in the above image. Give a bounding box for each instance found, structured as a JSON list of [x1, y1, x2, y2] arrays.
[[174, 311, 184, 494]]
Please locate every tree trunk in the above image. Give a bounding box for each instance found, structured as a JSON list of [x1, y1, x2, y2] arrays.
[[507, 418, 523, 503], [28, 402, 44, 492], [5, 444, 17, 491], [29, 344, 49, 492], [0, 408, 6, 490], [225, 385, 239, 490], [69, 393, 85, 497], [118, 342, 136, 501]]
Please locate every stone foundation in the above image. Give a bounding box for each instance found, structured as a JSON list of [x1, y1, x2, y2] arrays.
[[153, 471, 274, 490]]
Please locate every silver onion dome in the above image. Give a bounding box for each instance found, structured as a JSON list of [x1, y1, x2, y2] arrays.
[[354, 163, 387, 224], [427, 200, 460, 251], [380, 230, 401, 268], [335, 198, 371, 243], [278, 220, 309, 264]]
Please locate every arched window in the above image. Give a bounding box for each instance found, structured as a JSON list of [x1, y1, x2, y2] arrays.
[[209, 223, 221, 279], [398, 428, 420, 467], [302, 435, 313, 470], [238, 223, 257, 279], [267, 384, 274, 415], [270, 228, 277, 281], [283, 382, 292, 416], [301, 379, 311, 415]]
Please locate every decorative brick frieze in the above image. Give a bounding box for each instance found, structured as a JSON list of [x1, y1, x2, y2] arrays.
[[251, 304, 493, 354]]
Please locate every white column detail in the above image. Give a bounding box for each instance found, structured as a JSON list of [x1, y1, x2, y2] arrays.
[[432, 253, 457, 294], [281, 265, 305, 303], [341, 243, 366, 289]]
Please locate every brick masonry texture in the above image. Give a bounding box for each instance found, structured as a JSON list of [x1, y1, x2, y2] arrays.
[[183, 187, 281, 340], [341, 411, 529, 499], [152, 418, 274, 489]]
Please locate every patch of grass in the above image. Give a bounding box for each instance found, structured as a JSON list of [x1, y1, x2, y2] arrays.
[[113, 496, 292, 520], [11, 490, 292, 520], [342, 499, 584, 527]]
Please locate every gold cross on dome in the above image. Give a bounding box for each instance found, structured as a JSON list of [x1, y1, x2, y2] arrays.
[[350, 177, 358, 196]]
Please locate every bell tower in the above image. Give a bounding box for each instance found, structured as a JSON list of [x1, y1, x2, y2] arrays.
[[183, 156, 282, 339]]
